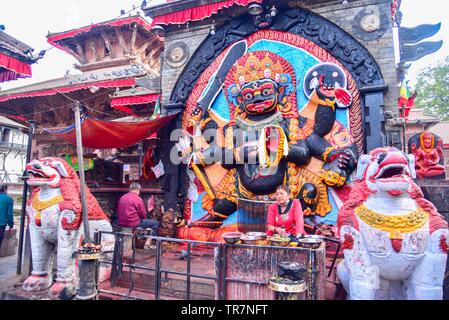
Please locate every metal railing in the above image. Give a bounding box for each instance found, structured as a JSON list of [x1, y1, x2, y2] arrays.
[[94, 231, 322, 301]]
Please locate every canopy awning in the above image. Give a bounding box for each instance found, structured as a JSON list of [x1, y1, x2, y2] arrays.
[[45, 113, 178, 149], [150, 0, 263, 27], [0, 51, 32, 83], [0, 78, 135, 103], [111, 93, 160, 115]]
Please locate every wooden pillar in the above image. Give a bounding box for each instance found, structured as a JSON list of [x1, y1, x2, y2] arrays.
[[73, 102, 91, 243], [360, 81, 389, 152]]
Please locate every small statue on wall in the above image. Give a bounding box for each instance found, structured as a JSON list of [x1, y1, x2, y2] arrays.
[[409, 132, 446, 180]]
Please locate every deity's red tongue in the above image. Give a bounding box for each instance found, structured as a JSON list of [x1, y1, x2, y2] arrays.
[[391, 239, 403, 253], [388, 190, 403, 197], [266, 128, 280, 152]]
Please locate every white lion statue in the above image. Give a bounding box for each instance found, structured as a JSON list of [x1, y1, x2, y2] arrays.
[[337, 147, 449, 300], [22, 157, 114, 299]]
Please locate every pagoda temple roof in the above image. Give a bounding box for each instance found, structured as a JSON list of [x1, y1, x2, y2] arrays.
[[0, 64, 151, 104], [0, 30, 35, 63], [0, 30, 38, 83], [45, 14, 163, 74], [47, 15, 153, 50]]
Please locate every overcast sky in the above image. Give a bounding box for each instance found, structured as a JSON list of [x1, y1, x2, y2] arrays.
[[0, 0, 447, 91]]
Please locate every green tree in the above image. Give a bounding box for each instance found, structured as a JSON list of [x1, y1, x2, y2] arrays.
[[415, 56, 449, 120]]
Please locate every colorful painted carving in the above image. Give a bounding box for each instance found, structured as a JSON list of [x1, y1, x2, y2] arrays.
[[337, 147, 449, 300], [22, 157, 114, 299], [409, 132, 446, 180], [178, 31, 363, 241]]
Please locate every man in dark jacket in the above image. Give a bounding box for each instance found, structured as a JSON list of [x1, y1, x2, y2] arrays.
[[0, 184, 14, 249]]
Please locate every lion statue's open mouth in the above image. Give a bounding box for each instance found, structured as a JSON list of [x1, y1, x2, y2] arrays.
[[357, 148, 416, 198]]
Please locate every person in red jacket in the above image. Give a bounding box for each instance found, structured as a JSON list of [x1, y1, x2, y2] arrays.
[[117, 182, 159, 235], [267, 185, 305, 238]]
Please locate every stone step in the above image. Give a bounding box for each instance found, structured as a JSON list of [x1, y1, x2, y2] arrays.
[[99, 282, 190, 301], [113, 266, 216, 300], [0, 229, 18, 257]]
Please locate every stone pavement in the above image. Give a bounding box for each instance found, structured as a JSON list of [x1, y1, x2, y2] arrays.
[[0, 253, 21, 295], [0, 216, 22, 297]]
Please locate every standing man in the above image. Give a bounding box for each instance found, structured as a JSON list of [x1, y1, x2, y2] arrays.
[[0, 184, 14, 249], [117, 182, 159, 235]]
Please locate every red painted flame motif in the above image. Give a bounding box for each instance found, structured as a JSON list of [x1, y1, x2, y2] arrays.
[[440, 235, 449, 253], [342, 233, 355, 251]]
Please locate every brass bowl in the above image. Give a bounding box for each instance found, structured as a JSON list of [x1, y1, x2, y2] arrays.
[[305, 235, 326, 241], [246, 232, 268, 241], [223, 232, 242, 245], [240, 235, 259, 245], [270, 237, 291, 247], [298, 237, 323, 249]]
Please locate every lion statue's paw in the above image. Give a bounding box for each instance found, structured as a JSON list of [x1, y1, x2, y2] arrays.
[[48, 281, 76, 300], [22, 275, 52, 292]]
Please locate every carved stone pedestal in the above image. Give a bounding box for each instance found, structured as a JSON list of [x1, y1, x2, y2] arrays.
[[417, 180, 449, 300]]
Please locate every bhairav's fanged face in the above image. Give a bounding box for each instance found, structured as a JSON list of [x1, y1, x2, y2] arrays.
[[238, 79, 278, 115]]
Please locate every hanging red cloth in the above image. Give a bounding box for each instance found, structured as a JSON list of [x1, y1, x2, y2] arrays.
[[0, 52, 32, 82], [46, 114, 178, 149], [150, 0, 263, 27]]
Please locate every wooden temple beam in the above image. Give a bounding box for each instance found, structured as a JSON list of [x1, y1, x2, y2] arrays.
[[100, 31, 115, 59], [115, 28, 129, 55], [88, 37, 101, 62], [131, 24, 138, 52], [74, 39, 87, 64], [145, 47, 163, 70]]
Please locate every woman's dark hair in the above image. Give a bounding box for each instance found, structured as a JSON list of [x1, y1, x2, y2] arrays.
[[0, 184, 7, 193], [276, 185, 290, 194]]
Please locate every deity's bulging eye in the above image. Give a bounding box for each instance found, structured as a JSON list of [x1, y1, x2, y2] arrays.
[[333, 72, 339, 78], [262, 89, 272, 96], [376, 152, 387, 163], [245, 93, 254, 101]]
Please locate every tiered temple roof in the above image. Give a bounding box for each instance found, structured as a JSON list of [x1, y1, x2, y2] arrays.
[[0, 30, 38, 82]]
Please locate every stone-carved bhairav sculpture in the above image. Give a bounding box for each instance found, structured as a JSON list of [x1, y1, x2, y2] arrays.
[[337, 147, 449, 300], [22, 158, 114, 299], [178, 52, 358, 234], [411, 132, 446, 179]]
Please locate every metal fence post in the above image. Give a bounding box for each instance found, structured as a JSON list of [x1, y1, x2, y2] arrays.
[[155, 239, 162, 300], [16, 120, 36, 275]]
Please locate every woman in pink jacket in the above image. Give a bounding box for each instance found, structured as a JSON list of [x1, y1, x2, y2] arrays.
[[267, 185, 305, 238]]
